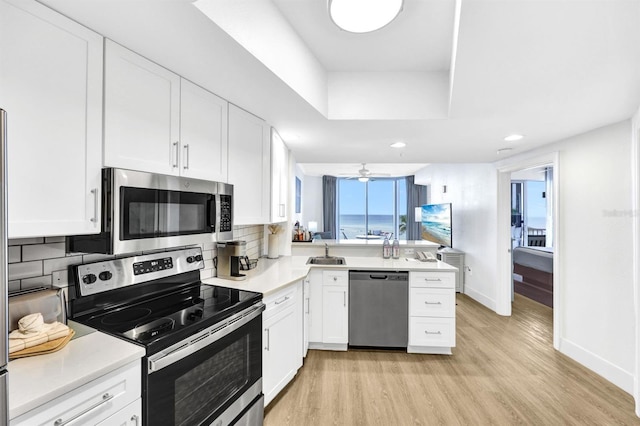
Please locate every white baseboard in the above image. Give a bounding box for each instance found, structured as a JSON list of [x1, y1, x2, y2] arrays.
[[464, 286, 496, 312], [560, 337, 634, 395]]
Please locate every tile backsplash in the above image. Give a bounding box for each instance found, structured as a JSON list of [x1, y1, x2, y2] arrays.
[[7, 225, 265, 293]]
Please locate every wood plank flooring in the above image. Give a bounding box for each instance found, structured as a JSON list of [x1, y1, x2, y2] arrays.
[[264, 293, 639, 425]]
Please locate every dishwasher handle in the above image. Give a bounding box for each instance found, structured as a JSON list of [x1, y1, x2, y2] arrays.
[[369, 274, 388, 280]]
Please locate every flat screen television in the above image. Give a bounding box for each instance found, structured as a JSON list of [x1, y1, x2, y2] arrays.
[[421, 203, 452, 248]]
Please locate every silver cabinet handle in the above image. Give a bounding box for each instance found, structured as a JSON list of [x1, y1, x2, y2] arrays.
[[265, 328, 270, 351], [305, 297, 309, 314], [183, 144, 190, 170], [424, 330, 442, 335], [131, 414, 139, 426], [279, 203, 285, 217], [343, 291, 346, 307], [424, 301, 442, 305], [172, 141, 179, 168], [424, 278, 442, 282], [274, 296, 290, 305], [53, 392, 114, 426], [90, 188, 98, 224]]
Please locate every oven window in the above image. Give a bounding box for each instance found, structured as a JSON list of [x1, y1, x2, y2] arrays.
[[145, 314, 262, 426], [121, 187, 213, 239]]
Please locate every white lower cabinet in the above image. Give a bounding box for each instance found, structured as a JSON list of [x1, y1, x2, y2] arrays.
[[307, 269, 323, 345], [303, 277, 310, 358], [11, 361, 141, 426], [262, 282, 302, 407], [307, 269, 349, 350], [96, 399, 142, 426], [407, 271, 456, 355]]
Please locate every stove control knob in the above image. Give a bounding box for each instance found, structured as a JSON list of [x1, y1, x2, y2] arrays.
[[98, 271, 113, 281], [188, 309, 204, 321], [82, 274, 97, 285], [194, 255, 203, 262], [186, 256, 195, 263]]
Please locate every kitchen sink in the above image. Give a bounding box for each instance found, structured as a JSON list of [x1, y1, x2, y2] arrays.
[[306, 256, 346, 265]]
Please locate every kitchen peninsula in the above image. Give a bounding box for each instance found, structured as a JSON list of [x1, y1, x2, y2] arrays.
[[202, 255, 458, 406]]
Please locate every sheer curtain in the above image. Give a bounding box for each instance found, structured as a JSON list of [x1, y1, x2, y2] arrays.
[[406, 176, 428, 241], [322, 175, 337, 239]]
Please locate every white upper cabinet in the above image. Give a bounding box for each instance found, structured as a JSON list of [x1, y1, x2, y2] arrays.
[[104, 41, 228, 182], [228, 104, 270, 225], [104, 40, 180, 176], [180, 79, 228, 182], [0, 0, 103, 238], [270, 129, 289, 223]]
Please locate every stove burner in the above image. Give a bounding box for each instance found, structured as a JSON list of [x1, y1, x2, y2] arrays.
[[101, 307, 152, 325], [212, 293, 231, 305]]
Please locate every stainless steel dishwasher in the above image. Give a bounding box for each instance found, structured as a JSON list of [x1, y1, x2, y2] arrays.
[[349, 270, 408, 348]]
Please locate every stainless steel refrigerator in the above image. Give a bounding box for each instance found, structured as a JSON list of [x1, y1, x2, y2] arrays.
[[1, 108, 9, 422]]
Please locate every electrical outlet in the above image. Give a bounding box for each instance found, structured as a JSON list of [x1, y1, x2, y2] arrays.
[[404, 248, 415, 255], [52, 270, 68, 288]]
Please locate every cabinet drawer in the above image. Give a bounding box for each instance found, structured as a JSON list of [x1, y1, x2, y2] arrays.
[[409, 317, 455, 347], [263, 284, 297, 317], [12, 361, 141, 426], [410, 271, 455, 289], [322, 270, 348, 287], [410, 288, 455, 317]]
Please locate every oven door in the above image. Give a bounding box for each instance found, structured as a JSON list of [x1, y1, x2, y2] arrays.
[[145, 304, 264, 426]]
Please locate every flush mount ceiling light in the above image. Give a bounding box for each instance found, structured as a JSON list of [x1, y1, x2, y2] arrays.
[[504, 134, 524, 142], [390, 141, 406, 148], [329, 0, 404, 34]]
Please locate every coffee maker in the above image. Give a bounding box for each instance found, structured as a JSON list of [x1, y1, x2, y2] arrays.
[[216, 240, 247, 280]]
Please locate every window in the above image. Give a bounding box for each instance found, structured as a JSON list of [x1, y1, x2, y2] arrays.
[[337, 178, 407, 240]]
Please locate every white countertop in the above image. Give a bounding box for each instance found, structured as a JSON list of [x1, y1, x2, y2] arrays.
[[292, 239, 441, 248], [8, 324, 145, 419], [202, 255, 457, 296]]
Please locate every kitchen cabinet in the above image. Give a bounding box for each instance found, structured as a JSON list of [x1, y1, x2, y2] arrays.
[[11, 361, 141, 426], [270, 129, 289, 222], [228, 104, 271, 225], [303, 277, 310, 358], [104, 40, 228, 182], [307, 269, 323, 345], [0, 0, 103, 238], [321, 270, 349, 349], [407, 271, 456, 354], [262, 282, 303, 407]]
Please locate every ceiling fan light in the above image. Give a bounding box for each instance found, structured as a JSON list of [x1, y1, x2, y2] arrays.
[[329, 0, 404, 34], [358, 176, 369, 182]]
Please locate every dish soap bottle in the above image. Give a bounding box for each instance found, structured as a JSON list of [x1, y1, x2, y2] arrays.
[[392, 237, 400, 259], [383, 236, 391, 259]]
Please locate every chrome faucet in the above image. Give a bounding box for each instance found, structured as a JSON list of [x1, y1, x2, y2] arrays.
[[325, 243, 329, 257]]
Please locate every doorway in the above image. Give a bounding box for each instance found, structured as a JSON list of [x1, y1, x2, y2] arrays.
[[496, 152, 560, 349]]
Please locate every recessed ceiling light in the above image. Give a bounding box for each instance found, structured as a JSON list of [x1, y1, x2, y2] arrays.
[[329, 0, 404, 34], [504, 134, 524, 142], [390, 142, 406, 148], [497, 148, 513, 155]]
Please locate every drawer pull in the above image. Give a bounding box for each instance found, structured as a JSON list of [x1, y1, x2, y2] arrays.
[[131, 414, 140, 426], [53, 393, 115, 426], [274, 296, 290, 305], [424, 301, 442, 305], [424, 278, 442, 282], [424, 330, 442, 335]]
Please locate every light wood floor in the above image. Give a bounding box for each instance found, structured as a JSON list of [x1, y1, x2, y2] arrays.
[[264, 293, 639, 425]]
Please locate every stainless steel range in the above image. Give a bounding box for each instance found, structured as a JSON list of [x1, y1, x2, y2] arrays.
[[68, 247, 264, 426]]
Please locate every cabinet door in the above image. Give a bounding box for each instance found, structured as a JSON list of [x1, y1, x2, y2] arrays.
[[0, 0, 103, 238], [104, 40, 180, 176], [180, 79, 228, 182], [270, 129, 288, 222], [322, 285, 348, 344], [263, 304, 297, 406], [308, 269, 323, 343], [303, 278, 310, 357], [228, 104, 270, 225], [95, 399, 142, 426]]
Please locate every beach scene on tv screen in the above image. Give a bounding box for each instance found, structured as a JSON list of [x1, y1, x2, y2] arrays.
[[421, 204, 451, 246]]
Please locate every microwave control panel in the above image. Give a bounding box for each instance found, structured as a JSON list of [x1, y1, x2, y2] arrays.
[[219, 194, 232, 232]]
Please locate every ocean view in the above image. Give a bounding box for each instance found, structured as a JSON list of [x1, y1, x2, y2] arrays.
[[338, 214, 405, 240]]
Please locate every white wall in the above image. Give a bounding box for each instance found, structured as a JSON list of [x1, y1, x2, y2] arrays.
[[302, 175, 324, 232], [415, 164, 499, 310]]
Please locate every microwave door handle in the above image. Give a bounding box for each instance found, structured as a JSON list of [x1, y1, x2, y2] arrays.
[[209, 196, 217, 232]]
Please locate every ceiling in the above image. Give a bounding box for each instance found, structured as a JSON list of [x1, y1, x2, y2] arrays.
[[41, 0, 640, 177]]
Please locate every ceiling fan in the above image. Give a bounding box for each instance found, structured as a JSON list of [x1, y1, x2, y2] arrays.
[[340, 163, 390, 182]]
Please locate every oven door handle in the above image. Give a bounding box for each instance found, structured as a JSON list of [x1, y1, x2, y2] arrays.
[[148, 303, 265, 373]]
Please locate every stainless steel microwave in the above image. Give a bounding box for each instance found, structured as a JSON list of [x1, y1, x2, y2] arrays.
[[67, 168, 233, 255]]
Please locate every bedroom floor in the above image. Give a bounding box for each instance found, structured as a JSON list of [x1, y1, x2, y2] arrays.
[[264, 293, 639, 425]]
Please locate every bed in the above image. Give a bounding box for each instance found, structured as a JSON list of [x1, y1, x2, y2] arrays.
[[512, 246, 553, 308]]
